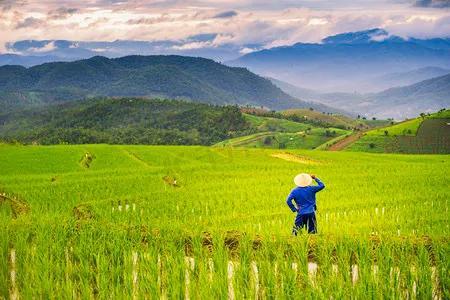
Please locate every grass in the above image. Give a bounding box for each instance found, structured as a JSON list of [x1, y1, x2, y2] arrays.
[[367, 118, 422, 136], [345, 135, 396, 153], [366, 109, 450, 137], [0, 144, 448, 298], [216, 115, 350, 149], [281, 109, 360, 129], [244, 113, 313, 132], [314, 133, 353, 150], [214, 131, 336, 149], [348, 110, 450, 154]]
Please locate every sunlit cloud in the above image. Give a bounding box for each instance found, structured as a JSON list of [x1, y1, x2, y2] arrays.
[[0, 0, 449, 53]]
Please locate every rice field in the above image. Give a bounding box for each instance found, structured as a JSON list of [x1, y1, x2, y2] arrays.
[[0, 144, 448, 299], [348, 113, 450, 154]]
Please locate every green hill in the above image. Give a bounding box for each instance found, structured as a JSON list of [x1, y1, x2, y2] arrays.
[[0, 55, 338, 112], [243, 107, 390, 130], [281, 108, 391, 130], [215, 113, 350, 149], [244, 113, 311, 132], [0, 97, 355, 149], [0, 98, 252, 145], [347, 109, 450, 153]]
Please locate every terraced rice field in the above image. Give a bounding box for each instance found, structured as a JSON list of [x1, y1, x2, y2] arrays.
[[215, 128, 349, 149], [395, 119, 450, 154], [347, 112, 450, 154], [0, 144, 448, 298]]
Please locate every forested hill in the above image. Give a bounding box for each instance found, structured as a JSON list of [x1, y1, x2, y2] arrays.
[[0, 98, 253, 145], [0, 55, 333, 112]]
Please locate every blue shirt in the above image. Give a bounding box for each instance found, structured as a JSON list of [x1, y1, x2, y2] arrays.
[[286, 178, 325, 215]]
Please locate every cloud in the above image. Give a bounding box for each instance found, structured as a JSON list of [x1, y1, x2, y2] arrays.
[[414, 0, 450, 8], [187, 33, 218, 42], [172, 41, 212, 50], [213, 10, 238, 19], [28, 41, 57, 53], [239, 47, 258, 54], [15, 17, 45, 29], [47, 7, 78, 20], [1, 0, 450, 55], [126, 12, 205, 25], [386, 14, 450, 38], [0, 0, 26, 12]]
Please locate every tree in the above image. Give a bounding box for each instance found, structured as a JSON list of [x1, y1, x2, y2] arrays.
[[372, 117, 377, 121], [263, 136, 273, 145], [384, 130, 389, 136], [420, 113, 426, 120]]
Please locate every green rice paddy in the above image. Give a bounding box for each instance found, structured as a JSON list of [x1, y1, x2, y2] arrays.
[[0, 144, 448, 299]]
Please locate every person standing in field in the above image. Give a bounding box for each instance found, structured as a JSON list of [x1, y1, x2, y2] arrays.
[[286, 173, 325, 235]]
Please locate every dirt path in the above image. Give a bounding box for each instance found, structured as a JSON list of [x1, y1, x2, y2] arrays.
[[271, 153, 320, 164], [328, 132, 364, 151]]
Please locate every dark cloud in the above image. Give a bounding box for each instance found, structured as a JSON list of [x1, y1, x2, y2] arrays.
[[213, 10, 238, 19], [126, 15, 171, 25], [47, 7, 78, 20], [15, 16, 44, 29], [414, 0, 450, 8], [187, 33, 218, 42], [0, 0, 26, 11], [126, 12, 204, 25]]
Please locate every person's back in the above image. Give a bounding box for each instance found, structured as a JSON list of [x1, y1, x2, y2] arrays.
[[286, 173, 325, 234]]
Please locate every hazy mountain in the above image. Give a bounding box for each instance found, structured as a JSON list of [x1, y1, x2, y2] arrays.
[[270, 78, 367, 112], [0, 54, 64, 67], [371, 67, 450, 91], [366, 73, 450, 119], [229, 29, 450, 93], [0, 37, 259, 66], [271, 75, 450, 119], [0, 55, 341, 113]]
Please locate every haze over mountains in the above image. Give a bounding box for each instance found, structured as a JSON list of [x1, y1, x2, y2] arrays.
[[271, 74, 450, 119], [229, 29, 450, 93], [1, 28, 449, 120], [0, 35, 255, 66], [0, 55, 338, 113]]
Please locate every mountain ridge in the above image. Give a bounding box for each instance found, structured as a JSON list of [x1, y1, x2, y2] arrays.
[[0, 54, 342, 113], [228, 28, 450, 93], [271, 74, 450, 119]]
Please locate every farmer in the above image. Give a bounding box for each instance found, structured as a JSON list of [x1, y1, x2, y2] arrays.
[[286, 173, 325, 235]]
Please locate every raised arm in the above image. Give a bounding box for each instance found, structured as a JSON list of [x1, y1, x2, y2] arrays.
[[286, 191, 298, 213], [310, 177, 325, 193]]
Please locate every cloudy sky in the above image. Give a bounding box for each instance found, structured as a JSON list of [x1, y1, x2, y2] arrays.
[[1, 0, 449, 54]]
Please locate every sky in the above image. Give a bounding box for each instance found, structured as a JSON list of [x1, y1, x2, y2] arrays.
[[0, 0, 449, 54]]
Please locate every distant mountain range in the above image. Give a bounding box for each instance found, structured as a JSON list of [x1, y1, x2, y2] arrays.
[[271, 74, 450, 119], [1, 29, 449, 119], [229, 28, 450, 93], [370, 67, 449, 91], [0, 55, 340, 113], [366, 73, 450, 119], [0, 36, 256, 66]]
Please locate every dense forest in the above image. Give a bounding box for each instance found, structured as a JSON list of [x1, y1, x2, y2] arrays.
[[0, 98, 252, 145], [0, 55, 338, 112]]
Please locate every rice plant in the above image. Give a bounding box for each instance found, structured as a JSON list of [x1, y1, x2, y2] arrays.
[[0, 144, 448, 298]]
